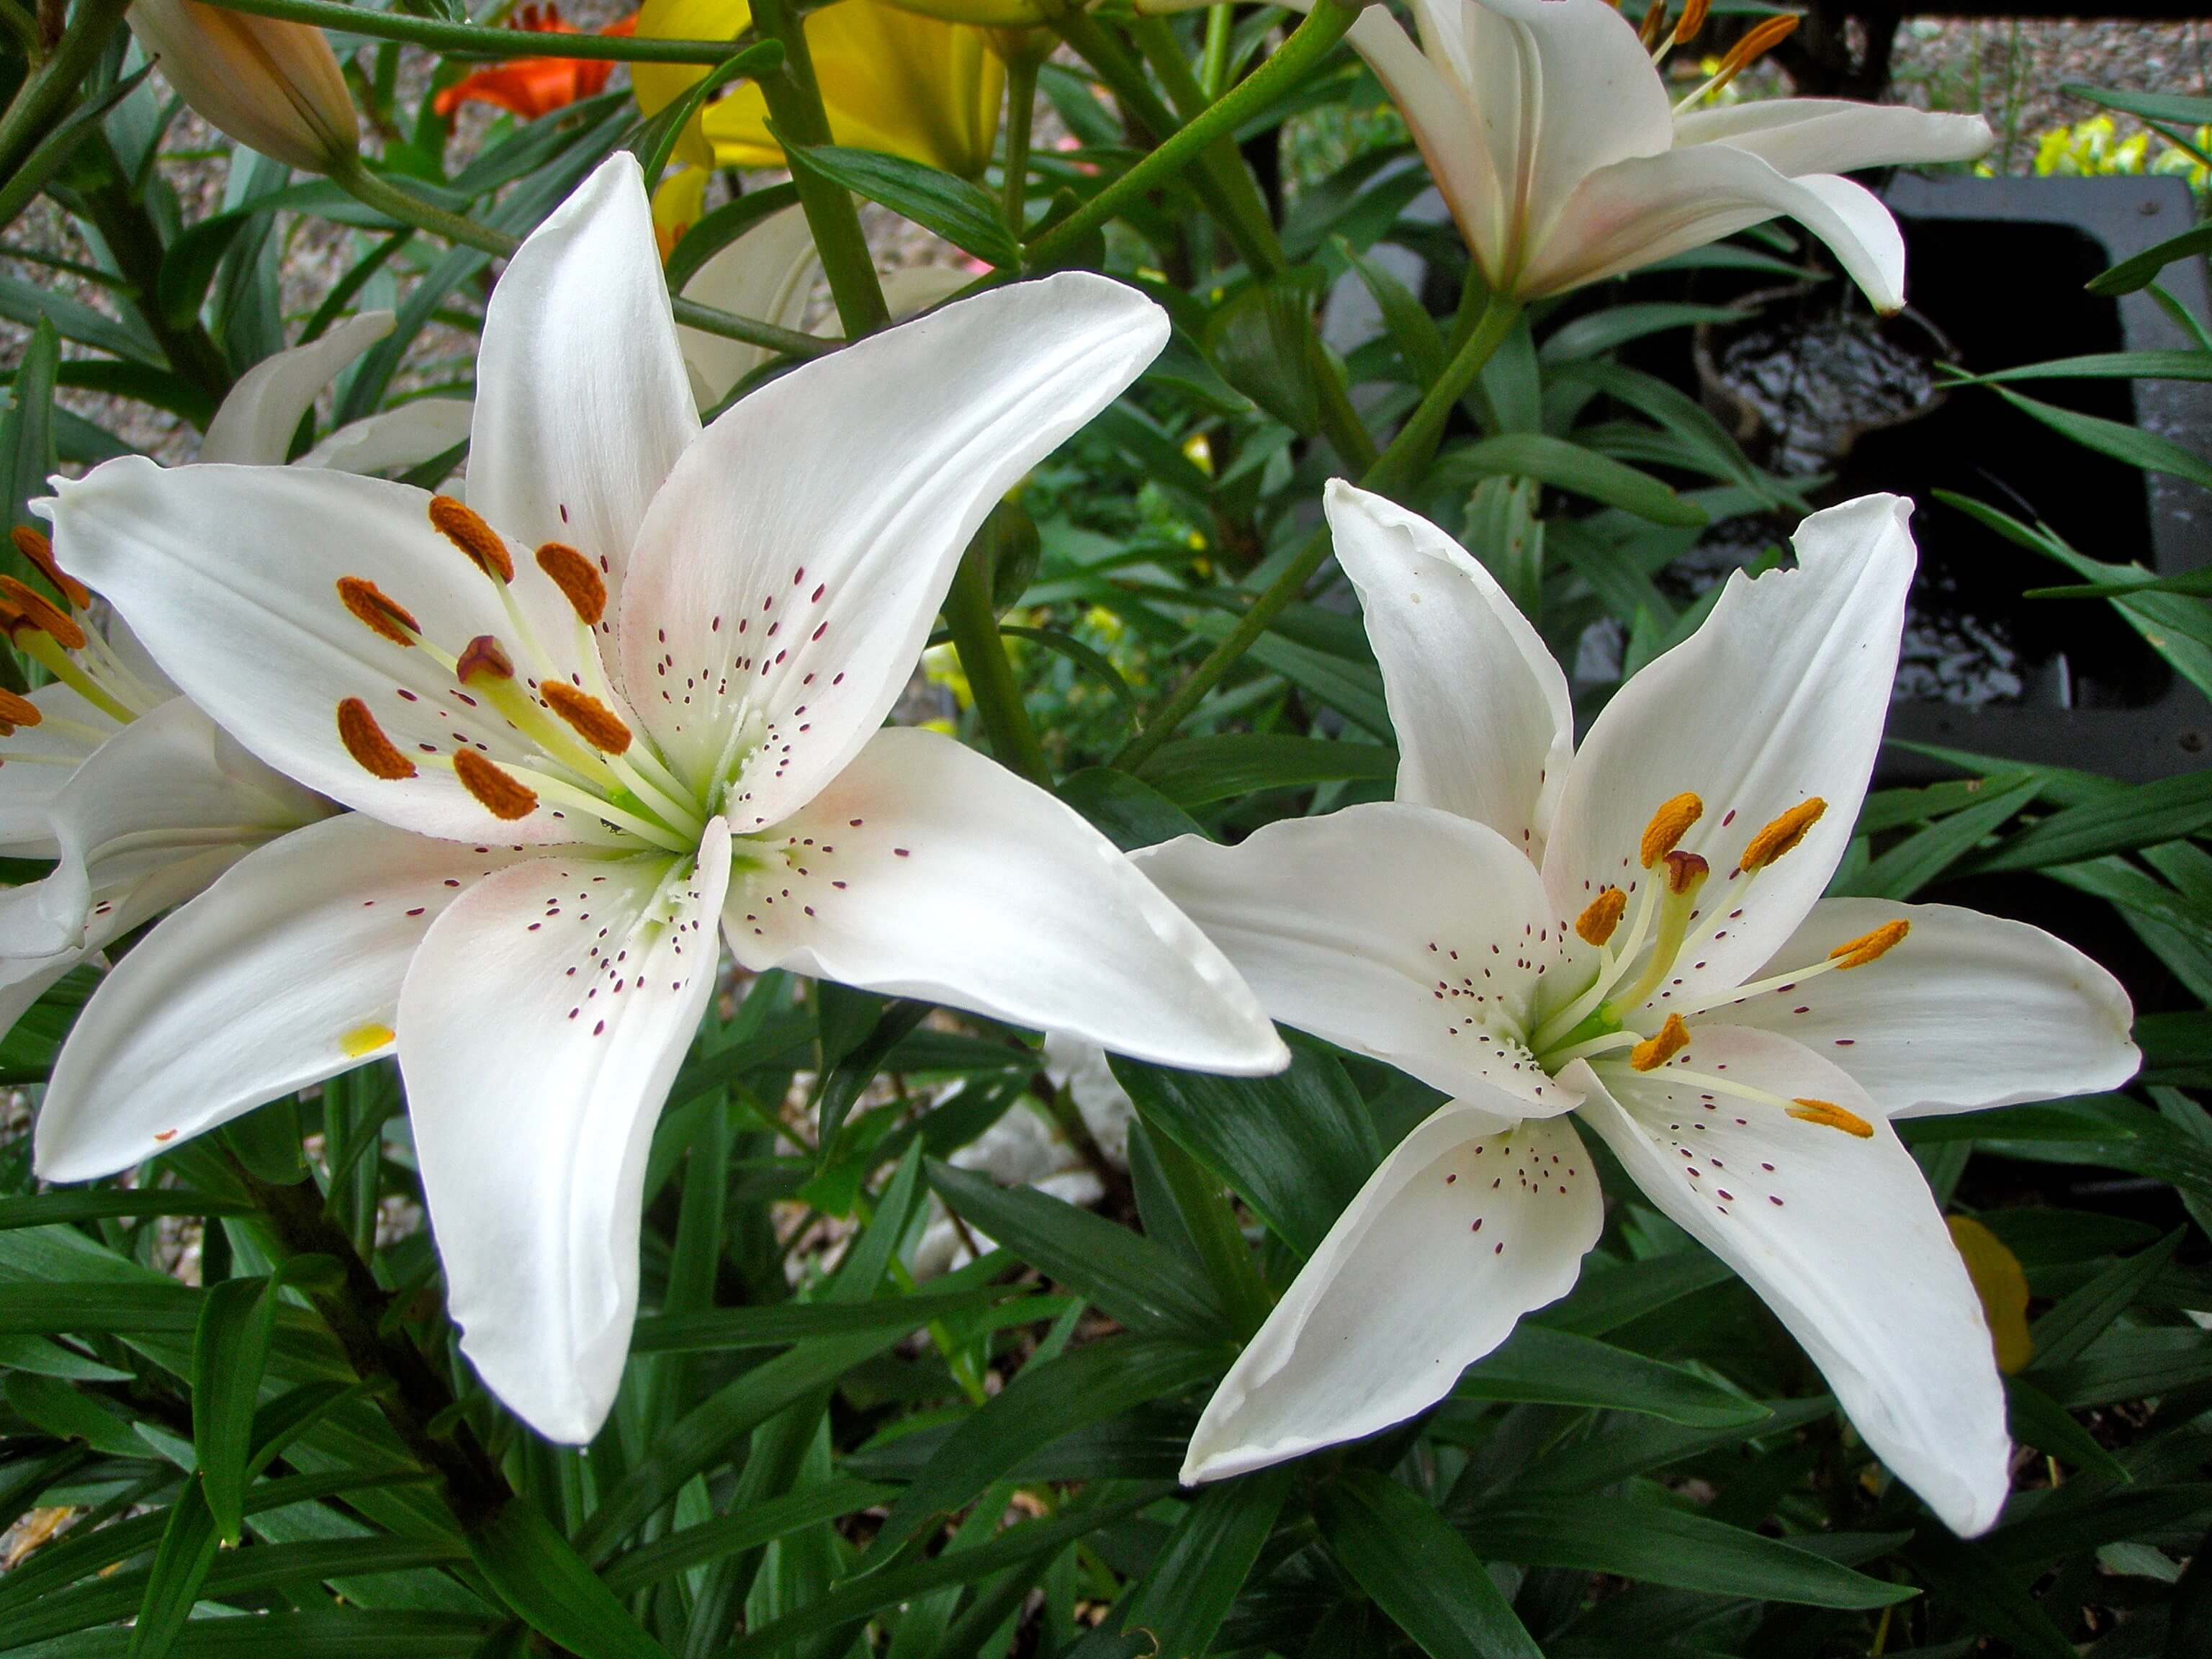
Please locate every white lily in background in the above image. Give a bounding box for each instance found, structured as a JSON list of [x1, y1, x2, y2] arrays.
[[675, 202, 972, 408], [1136, 482, 2138, 1536], [1336, 0, 1992, 308], [39, 153, 1285, 1443], [0, 313, 467, 1031]]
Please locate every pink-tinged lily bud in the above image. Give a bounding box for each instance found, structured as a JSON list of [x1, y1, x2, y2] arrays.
[[126, 0, 359, 174]]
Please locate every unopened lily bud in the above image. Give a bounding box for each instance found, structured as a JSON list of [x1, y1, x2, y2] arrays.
[[127, 0, 359, 174]]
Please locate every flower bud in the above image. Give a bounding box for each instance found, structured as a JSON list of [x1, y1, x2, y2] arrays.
[[127, 0, 359, 174]]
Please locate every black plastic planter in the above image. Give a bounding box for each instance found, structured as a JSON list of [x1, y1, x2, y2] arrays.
[[1869, 174, 2212, 783]]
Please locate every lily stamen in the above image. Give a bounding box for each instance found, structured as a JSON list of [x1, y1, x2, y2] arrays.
[[1640, 1062, 1876, 1138], [428, 495, 513, 583], [1629, 1012, 1691, 1071], [541, 682, 632, 755], [535, 542, 606, 625], [1640, 791, 1704, 867], [1829, 919, 1910, 968], [1, 577, 86, 652], [338, 576, 423, 647], [336, 697, 417, 780], [1673, 917, 1912, 1020], [1740, 797, 1827, 872], [9, 526, 91, 610], [1673, 12, 1800, 114], [451, 747, 539, 820], [1786, 1097, 1875, 1138], [0, 689, 42, 731], [1575, 886, 1627, 946]]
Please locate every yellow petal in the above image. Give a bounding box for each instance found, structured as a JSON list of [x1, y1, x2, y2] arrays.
[[634, 0, 1002, 179], [1948, 1214, 2033, 1375], [869, 0, 1046, 26], [652, 166, 711, 260]]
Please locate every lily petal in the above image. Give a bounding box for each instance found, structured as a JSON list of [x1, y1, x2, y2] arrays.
[[1341, 7, 1503, 279], [620, 272, 1166, 827], [0, 684, 121, 855], [35, 814, 523, 1182], [1326, 481, 1570, 856], [399, 821, 730, 1443], [198, 311, 396, 467], [1709, 899, 2139, 1118], [1568, 1025, 2010, 1536], [1526, 145, 1910, 310], [50, 459, 588, 844], [0, 698, 324, 958], [1449, 0, 1676, 271], [1542, 494, 1915, 1001], [299, 397, 475, 480], [727, 728, 1284, 1075], [469, 152, 701, 623], [1184, 1103, 1599, 1483], [1133, 802, 1583, 1114], [677, 202, 824, 409], [1672, 100, 1994, 179]]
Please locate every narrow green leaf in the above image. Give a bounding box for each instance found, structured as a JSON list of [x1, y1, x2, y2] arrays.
[[1838, 775, 2041, 899], [4, 1372, 148, 1458], [928, 1159, 1223, 1337], [1462, 1496, 1915, 1609], [1113, 1047, 1380, 1259], [2003, 1375, 2128, 1482], [471, 1501, 672, 1659], [1974, 770, 2212, 872], [192, 1276, 276, 1545], [2, 318, 58, 539], [864, 1336, 1225, 1564], [2028, 1227, 2185, 1369], [1058, 767, 1208, 853], [127, 1482, 221, 1659], [786, 143, 1017, 267], [1119, 1468, 1290, 1655], [1454, 1326, 1768, 1428], [1435, 431, 1707, 526], [1136, 733, 1398, 806], [1315, 1469, 1542, 1659]]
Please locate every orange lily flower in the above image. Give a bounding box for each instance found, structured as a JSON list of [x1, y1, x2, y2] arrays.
[[433, 6, 639, 122]]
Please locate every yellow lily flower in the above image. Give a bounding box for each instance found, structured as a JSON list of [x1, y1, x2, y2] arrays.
[[633, 0, 1003, 179]]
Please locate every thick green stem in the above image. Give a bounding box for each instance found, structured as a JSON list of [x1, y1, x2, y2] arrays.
[[1025, 0, 1356, 274], [1001, 52, 1038, 235], [1114, 296, 1523, 770], [1200, 2, 1233, 100], [1128, 13, 1284, 276], [326, 156, 833, 359], [750, 0, 889, 339], [234, 1159, 511, 1527], [943, 544, 1051, 788], [197, 0, 782, 63], [0, 0, 128, 184]]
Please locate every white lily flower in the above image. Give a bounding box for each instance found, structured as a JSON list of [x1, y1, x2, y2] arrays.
[[38, 153, 1286, 1443], [1135, 482, 2139, 1536], [1337, 0, 1992, 308], [0, 313, 467, 1033]]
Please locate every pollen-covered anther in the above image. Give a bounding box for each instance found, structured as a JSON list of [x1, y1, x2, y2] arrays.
[[1663, 850, 1709, 897], [1673, 0, 1710, 42], [429, 495, 513, 583], [0, 576, 85, 650], [1629, 1012, 1691, 1071], [1575, 886, 1627, 946], [1829, 919, 1910, 970], [337, 697, 417, 779], [338, 577, 421, 647], [1740, 797, 1827, 871], [1786, 1097, 1874, 1138], [453, 748, 538, 820], [1640, 791, 1704, 867], [0, 688, 41, 730], [456, 634, 515, 684], [1719, 10, 1799, 76], [541, 681, 632, 753], [536, 542, 606, 624], [9, 527, 90, 609]]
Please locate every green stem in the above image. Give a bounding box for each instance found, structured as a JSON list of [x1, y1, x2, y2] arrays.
[[1128, 13, 1284, 276], [750, 0, 889, 340], [1025, 0, 1356, 274], [325, 155, 833, 359], [233, 1159, 511, 1527], [0, 0, 127, 184], [1001, 52, 1038, 235], [1200, 2, 1233, 100], [198, 0, 783, 63], [943, 542, 1051, 788], [1114, 295, 1522, 770]]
